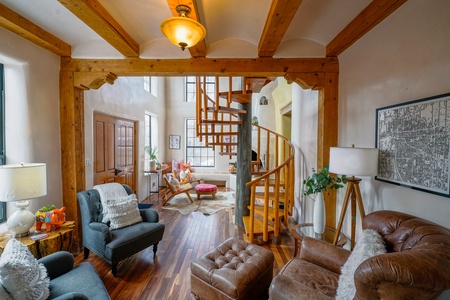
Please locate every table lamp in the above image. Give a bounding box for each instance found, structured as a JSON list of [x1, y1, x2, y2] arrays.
[[329, 147, 378, 249], [0, 163, 47, 237]]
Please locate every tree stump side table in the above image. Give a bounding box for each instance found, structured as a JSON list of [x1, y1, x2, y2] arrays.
[[291, 222, 347, 257], [0, 221, 75, 258]]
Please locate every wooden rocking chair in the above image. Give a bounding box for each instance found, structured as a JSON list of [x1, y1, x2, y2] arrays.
[[162, 176, 201, 206]]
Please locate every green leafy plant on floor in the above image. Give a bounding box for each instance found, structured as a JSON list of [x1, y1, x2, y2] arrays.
[[144, 145, 158, 161], [302, 165, 347, 198]]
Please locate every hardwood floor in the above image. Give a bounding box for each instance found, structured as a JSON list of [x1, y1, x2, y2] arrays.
[[74, 187, 296, 300]]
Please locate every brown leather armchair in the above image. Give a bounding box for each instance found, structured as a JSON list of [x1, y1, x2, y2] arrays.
[[269, 210, 450, 299]]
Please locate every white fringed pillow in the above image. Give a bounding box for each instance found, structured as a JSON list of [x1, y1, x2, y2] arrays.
[[0, 239, 50, 300], [336, 229, 386, 300], [105, 194, 143, 230]]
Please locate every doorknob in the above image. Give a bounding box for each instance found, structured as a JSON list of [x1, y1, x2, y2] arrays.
[[115, 168, 123, 176]]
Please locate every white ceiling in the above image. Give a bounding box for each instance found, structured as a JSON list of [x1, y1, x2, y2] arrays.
[[0, 0, 371, 59]]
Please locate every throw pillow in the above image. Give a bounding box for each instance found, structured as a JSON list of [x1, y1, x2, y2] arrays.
[[168, 175, 181, 191], [180, 169, 193, 184], [0, 239, 50, 300], [335, 229, 386, 300], [180, 162, 194, 172], [105, 194, 143, 230]]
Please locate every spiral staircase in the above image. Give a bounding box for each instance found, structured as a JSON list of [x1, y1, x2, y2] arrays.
[[195, 76, 295, 243]]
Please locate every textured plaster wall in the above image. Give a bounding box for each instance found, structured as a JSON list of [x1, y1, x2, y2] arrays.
[[84, 77, 166, 201], [0, 28, 62, 233], [338, 0, 450, 232]]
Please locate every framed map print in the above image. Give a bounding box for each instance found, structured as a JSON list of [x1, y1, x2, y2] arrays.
[[169, 135, 180, 149], [376, 92, 450, 197]]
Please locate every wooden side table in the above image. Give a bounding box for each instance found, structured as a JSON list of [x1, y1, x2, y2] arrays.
[[0, 221, 74, 258], [291, 223, 347, 257]]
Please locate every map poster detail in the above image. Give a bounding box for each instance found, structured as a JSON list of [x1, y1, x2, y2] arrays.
[[376, 92, 450, 197]]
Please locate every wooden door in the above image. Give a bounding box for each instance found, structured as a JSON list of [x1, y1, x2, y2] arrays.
[[115, 119, 135, 189], [94, 113, 136, 191], [94, 114, 116, 185]]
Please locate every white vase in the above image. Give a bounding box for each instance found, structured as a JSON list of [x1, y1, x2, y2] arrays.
[[149, 160, 156, 171], [313, 192, 326, 234]]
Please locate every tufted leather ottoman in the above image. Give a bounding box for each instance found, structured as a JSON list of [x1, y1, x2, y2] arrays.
[[191, 237, 274, 300]]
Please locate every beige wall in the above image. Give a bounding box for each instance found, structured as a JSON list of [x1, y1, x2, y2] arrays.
[[0, 28, 62, 234], [338, 0, 450, 231], [84, 77, 166, 200]]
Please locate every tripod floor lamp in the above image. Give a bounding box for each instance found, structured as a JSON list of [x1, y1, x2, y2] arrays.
[[329, 147, 378, 249]]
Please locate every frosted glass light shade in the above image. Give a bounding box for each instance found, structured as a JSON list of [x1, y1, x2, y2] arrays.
[[329, 147, 378, 176], [160, 17, 206, 50], [0, 163, 47, 201]]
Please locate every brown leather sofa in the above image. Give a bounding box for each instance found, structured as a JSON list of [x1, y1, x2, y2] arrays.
[[269, 210, 450, 299]]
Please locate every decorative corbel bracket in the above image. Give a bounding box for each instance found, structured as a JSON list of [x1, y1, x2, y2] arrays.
[[285, 72, 324, 90], [74, 72, 118, 90]]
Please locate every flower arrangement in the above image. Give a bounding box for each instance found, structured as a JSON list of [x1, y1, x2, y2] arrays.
[[302, 165, 347, 197]]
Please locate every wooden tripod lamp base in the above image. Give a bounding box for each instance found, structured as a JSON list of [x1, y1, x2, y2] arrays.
[[329, 146, 379, 250], [332, 177, 365, 249]]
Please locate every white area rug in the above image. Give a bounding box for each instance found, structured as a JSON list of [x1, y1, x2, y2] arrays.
[[162, 192, 235, 215]]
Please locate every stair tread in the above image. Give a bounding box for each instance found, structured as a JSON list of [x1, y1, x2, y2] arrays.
[[254, 192, 286, 199], [201, 120, 242, 125], [217, 92, 252, 104], [242, 216, 274, 237], [249, 205, 285, 221], [204, 106, 247, 114]]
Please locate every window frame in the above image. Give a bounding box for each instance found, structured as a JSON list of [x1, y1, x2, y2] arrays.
[[0, 64, 7, 222], [185, 76, 216, 103], [185, 118, 215, 167]]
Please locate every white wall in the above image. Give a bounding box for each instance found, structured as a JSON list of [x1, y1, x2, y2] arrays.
[[84, 77, 166, 201], [338, 0, 450, 232], [0, 28, 62, 233]]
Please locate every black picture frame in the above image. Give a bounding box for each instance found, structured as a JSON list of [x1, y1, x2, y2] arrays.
[[375, 92, 450, 197]]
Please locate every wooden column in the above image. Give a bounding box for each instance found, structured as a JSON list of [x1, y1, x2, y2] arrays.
[[317, 72, 339, 228], [60, 70, 85, 254], [235, 102, 252, 227]]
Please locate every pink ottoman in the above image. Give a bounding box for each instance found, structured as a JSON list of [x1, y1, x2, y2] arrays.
[[195, 183, 218, 200]]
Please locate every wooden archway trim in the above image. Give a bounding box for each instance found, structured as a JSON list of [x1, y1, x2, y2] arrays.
[[74, 72, 118, 90]]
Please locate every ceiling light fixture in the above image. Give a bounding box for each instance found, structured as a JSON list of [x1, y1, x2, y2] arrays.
[[160, 4, 206, 51]]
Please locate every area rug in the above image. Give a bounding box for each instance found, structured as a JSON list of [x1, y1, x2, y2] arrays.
[[162, 192, 235, 215]]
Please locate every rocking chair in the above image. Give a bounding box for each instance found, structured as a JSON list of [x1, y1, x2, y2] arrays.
[[162, 175, 202, 206]]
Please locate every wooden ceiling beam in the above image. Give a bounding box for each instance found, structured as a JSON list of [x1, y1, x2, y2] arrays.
[[167, 0, 206, 57], [60, 57, 339, 76], [258, 0, 303, 57], [58, 0, 139, 57], [0, 3, 71, 56], [327, 0, 408, 57]]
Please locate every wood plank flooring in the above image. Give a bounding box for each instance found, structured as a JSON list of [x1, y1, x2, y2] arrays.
[[74, 187, 296, 300]]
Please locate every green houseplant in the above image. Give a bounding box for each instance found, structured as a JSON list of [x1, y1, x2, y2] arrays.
[[145, 146, 158, 171], [302, 165, 347, 234]]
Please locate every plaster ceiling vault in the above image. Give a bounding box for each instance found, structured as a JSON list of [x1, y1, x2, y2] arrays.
[[0, 0, 407, 60]]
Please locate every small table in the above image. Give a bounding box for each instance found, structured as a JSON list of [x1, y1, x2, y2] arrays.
[[0, 221, 75, 258], [291, 223, 347, 257], [145, 165, 170, 197]]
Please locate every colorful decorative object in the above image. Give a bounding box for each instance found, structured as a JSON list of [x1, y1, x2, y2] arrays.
[[228, 162, 237, 174], [35, 206, 66, 232]]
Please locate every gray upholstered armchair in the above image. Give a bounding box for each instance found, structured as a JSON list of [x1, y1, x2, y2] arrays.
[[77, 184, 165, 276]]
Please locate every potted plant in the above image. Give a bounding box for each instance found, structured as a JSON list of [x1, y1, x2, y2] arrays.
[[302, 165, 346, 234], [145, 145, 158, 171]]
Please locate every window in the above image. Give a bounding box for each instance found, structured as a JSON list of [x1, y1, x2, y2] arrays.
[[0, 64, 6, 222], [144, 114, 158, 170], [144, 76, 151, 93], [186, 119, 215, 167], [185, 76, 216, 103]]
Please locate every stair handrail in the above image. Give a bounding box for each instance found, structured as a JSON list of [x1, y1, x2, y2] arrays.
[[245, 124, 295, 243]]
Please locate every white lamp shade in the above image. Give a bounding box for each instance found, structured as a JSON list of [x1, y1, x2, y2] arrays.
[[0, 163, 47, 202], [329, 147, 379, 176]]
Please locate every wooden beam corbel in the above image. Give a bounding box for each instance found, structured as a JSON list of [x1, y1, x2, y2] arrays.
[[285, 72, 325, 90], [74, 72, 118, 90]]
